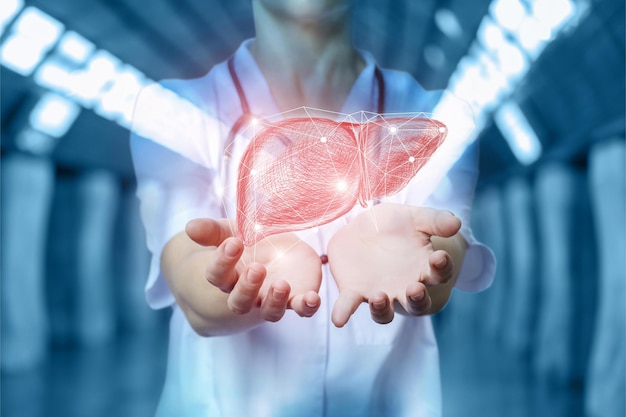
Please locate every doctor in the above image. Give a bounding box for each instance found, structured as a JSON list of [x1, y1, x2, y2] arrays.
[[131, 0, 495, 415]]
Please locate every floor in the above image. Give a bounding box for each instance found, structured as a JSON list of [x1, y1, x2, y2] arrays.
[[1, 324, 169, 417], [2, 314, 585, 417], [435, 317, 584, 417]]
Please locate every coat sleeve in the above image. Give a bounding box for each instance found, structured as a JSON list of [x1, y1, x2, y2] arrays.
[[130, 80, 227, 308]]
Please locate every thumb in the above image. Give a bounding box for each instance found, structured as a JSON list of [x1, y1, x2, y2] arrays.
[[410, 208, 461, 238], [185, 218, 236, 246]]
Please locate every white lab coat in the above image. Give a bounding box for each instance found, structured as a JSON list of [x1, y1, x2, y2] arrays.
[[131, 39, 495, 417]]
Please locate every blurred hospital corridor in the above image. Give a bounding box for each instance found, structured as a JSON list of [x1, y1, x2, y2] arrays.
[[1, 0, 624, 416]]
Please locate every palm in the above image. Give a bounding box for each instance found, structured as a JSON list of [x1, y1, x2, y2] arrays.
[[240, 233, 322, 301], [327, 204, 434, 309]]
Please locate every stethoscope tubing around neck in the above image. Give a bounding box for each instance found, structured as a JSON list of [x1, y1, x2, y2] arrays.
[[226, 55, 386, 146]]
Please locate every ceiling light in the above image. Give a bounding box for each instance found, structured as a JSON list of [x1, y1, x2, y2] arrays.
[[13, 7, 64, 49], [516, 16, 550, 58], [434, 9, 463, 39], [494, 100, 542, 165], [96, 66, 146, 126], [494, 41, 527, 79], [57, 31, 94, 63], [532, 0, 575, 35], [423, 45, 446, 69], [0, 0, 23, 35], [15, 127, 58, 155], [477, 18, 506, 52], [0, 7, 64, 75], [29, 92, 80, 138], [33, 58, 71, 90], [491, 0, 527, 32], [68, 50, 120, 105], [0, 33, 46, 75]]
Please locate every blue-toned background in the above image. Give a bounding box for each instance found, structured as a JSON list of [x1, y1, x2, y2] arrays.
[[1, 0, 624, 416]]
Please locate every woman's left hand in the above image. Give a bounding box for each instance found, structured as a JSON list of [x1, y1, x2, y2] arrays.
[[327, 204, 461, 327]]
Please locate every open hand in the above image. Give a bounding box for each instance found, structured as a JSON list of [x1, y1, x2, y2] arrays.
[[327, 204, 461, 327], [186, 219, 322, 322]]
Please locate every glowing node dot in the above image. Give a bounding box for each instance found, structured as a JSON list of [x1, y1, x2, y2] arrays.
[[409, 156, 415, 163], [254, 224, 262, 232], [336, 180, 348, 192], [250, 169, 257, 176], [320, 136, 327, 143], [439, 126, 446, 133], [251, 118, 259, 126], [389, 126, 398, 134]]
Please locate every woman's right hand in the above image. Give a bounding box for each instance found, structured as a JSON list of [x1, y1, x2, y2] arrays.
[[185, 218, 323, 322]]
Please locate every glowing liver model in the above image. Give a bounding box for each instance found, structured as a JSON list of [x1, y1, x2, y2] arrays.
[[237, 116, 447, 245]]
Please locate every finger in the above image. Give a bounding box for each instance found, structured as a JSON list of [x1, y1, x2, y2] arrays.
[[205, 237, 245, 292], [420, 250, 454, 286], [260, 280, 291, 322], [186, 218, 235, 246], [331, 290, 364, 328], [410, 208, 461, 238], [227, 264, 266, 314], [368, 292, 394, 324], [289, 291, 321, 318], [405, 281, 432, 316]]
